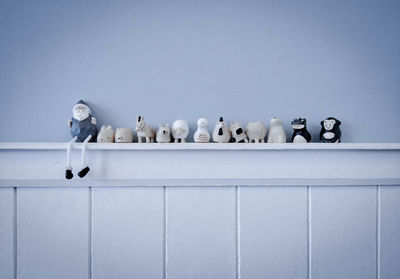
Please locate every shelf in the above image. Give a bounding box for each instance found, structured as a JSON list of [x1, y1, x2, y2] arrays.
[[0, 142, 400, 150]]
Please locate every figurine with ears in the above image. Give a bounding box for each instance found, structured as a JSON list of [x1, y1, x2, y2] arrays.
[[66, 100, 98, 179], [291, 118, 311, 143], [156, 123, 171, 143], [97, 125, 115, 143], [320, 117, 341, 143], [136, 116, 156, 143]]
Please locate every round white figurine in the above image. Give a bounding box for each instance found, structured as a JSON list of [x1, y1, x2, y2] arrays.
[[267, 117, 287, 143], [172, 119, 189, 143], [156, 123, 171, 143], [194, 118, 210, 143], [229, 122, 248, 143], [115, 128, 134, 143], [97, 125, 115, 143], [246, 121, 266, 143], [212, 117, 230, 143]]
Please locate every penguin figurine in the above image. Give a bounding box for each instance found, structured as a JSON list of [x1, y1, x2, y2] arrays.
[[65, 100, 98, 179], [291, 118, 311, 143]]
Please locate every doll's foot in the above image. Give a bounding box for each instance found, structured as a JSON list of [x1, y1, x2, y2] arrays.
[[65, 169, 73, 179], [78, 166, 90, 178]]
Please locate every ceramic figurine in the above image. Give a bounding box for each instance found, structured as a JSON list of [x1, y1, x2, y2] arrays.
[[320, 117, 341, 143], [194, 118, 210, 143], [245, 121, 266, 143], [171, 119, 189, 143], [229, 122, 248, 143], [136, 116, 155, 143], [97, 125, 115, 143], [267, 117, 287, 143], [212, 117, 230, 143], [115, 128, 134, 143], [66, 100, 98, 179], [156, 123, 171, 143], [291, 118, 311, 143]]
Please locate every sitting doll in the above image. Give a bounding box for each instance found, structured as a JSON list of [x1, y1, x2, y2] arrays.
[[66, 100, 98, 179]]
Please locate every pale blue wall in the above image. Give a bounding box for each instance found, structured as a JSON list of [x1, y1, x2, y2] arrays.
[[0, 0, 399, 142]]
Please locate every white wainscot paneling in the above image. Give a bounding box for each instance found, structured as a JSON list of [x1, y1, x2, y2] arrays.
[[17, 188, 89, 279], [166, 187, 236, 279], [0, 188, 13, 279], [240, 186, 308, 279], [311, 186, 377, 279], [92, 187, 164, 279], [380, 185, 400, 279]]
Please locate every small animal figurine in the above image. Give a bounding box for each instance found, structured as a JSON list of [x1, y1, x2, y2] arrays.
[[115, 128, 134, 143], [320, 117, 341, 143], [212, 117, 230, 143], [246, 121, 266, 143], [136, 116, 155, 143], [156, 123, 171, 143], [66, 100, 98, 179], [97, 125, 115, 143], [267, 117, 287, 143], [171, 119, 189, 143], [291, 118, 311, 143], [229, 122, 248, 143], [194, 118, 210, 143]]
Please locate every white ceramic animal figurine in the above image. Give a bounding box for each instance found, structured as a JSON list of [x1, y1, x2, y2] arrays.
[[267, 117, 287, 143], [194, 118, 210, 143], [136, 116, 155, 143], [171, 119, 189, 143], [212, 117, 230, 143], [115, 128, 134, 143], [156, 124, 171, 143], [97, 125, 115, 143], [246, 121, 266, 143], [229, 122, 248, 143]]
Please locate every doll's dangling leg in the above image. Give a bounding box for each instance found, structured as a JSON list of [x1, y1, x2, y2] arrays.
[[78, 135, 92, 178], [66, 136, 78, 179]]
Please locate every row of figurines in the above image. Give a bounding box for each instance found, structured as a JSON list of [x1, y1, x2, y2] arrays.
[[95, 116, 341, 143], [69, 101, 341, 144]]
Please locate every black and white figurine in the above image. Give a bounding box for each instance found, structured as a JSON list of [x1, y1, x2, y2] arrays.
[[229, 121, 248, 143], [291, 118, 311, 143], [212, 117, 230, 143], [66, 100, 98, 179], [320, 117, 341, 143]]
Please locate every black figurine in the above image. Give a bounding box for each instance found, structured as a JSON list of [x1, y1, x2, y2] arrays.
[[65, 100, 98, 179], [320, 117, 341, 143], [291, 118, 311, 143]]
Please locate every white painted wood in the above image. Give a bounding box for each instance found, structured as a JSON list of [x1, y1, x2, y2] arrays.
[[92, 187, 164, 279], [240, 186, 308, 279], [0, 188, 14, 279], [17, 188, 89, 279], [1, 142, 400, 150], [1, 178, 399, 188], [380, 186, 400, 279], [0, 149, 399, 184], [311, 186, 377, 279], [167, 187, 236, 279]]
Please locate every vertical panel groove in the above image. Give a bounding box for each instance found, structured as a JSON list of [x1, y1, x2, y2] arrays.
[[163, 186, 168, 279], [13, 187, 17, 279], [235, 186, 241, 279], [307, 186, 312, 279], [89, 187, 93, 279], [376, 185, 381, 279]]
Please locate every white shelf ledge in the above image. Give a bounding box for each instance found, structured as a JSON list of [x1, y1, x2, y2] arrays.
[[0, 142, 400, 150]]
